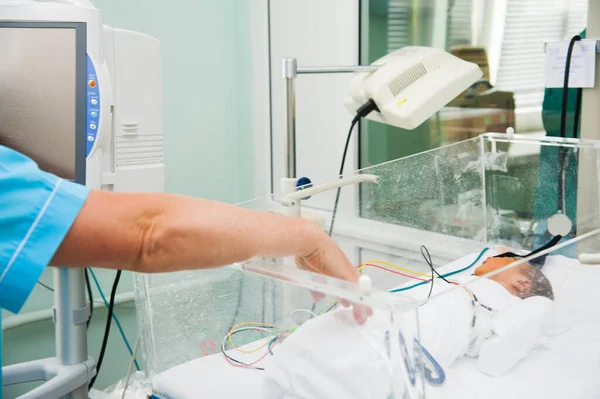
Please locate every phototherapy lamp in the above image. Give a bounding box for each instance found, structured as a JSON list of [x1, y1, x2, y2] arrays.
[[0, 0, 164, 398], [280, 47, 483, 220]]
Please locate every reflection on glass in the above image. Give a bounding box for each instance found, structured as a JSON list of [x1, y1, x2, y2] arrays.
[[359, 134, 599, 250], [359, 0, 588, 168]]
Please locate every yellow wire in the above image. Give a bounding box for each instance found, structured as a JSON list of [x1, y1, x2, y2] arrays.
[[317, 260, 440, 316], [360, 260, 433, 279], [226, 322, 283, 354]]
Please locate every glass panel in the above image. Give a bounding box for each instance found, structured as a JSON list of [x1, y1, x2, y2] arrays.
[[358, 134, 600, 249], [359, 0, 589, 168], [360, 137, 486, 239]]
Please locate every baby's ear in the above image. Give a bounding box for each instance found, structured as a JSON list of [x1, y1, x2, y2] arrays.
[[513, 277, 532, 295]]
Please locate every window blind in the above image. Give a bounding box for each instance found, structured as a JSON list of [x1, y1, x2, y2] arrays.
[[387, 0, 411, 53], [495, 0, 588, 110], [387, 0, 473, 53], [447, 0, 473, 48], [565, 0, 588, 37]]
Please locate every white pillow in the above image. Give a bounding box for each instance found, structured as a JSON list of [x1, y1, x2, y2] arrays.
[[479, 296, 553, 377]]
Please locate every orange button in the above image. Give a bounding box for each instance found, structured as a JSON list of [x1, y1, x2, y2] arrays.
[[88, 80, 97, 88]]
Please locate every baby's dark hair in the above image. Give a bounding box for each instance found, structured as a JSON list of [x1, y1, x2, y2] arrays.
[[518, 265, 554, 300]]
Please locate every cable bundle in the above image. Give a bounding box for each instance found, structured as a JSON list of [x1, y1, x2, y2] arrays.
[[222, 322, 292, 371]]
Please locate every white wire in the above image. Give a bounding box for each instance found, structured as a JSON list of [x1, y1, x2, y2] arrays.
[[121, 335, 141, 399], [289, 309, 317, 327]]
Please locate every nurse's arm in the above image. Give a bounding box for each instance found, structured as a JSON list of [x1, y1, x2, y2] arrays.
[[51, 190, 359, 283]]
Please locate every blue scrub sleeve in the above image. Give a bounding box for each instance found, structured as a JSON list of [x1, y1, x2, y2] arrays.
[[0, 146, 90, 314]]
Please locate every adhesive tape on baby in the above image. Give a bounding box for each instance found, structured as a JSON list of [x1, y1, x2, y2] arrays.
[[548, 214, 572, 236]]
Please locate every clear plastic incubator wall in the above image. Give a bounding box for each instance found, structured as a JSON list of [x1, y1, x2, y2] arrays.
[[132, 134, 600, 399]]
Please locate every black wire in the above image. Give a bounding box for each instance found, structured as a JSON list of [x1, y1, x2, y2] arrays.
[[37, 281, 54, 292], [89, 269, 122, 390], [328, 99, 379, 237], [556, 35, 581, 218], [420, 245, 452, 301], [557, 146, 569, 213], [85, 268, 93, 329], [328, 116, 360, 237], [560, 35, 581, 139], [573, 87, 582, 138]]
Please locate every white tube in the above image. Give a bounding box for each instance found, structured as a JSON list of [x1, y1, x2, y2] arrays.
[[2, 292, 135, 331], [579, 252, 600, 265], [281, 174, 380, 206]]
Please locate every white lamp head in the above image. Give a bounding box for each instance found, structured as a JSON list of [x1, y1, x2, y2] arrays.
[[345, 46, 483, 130]]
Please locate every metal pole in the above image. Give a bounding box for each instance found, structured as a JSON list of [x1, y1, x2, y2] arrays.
[[54, 268, 90, 399], [297, 65, 380, 74], [282, 58, 297, 179], [281, 59, 380, 181]]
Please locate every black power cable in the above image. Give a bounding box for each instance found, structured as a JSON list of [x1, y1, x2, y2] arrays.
[[329, 99, 379, 236], [37, 280, 54, 292], [557, 35, 582, 216], [559, 35, 582, 139], [89, 269, 122, 390], [85, 268, 94, 329]]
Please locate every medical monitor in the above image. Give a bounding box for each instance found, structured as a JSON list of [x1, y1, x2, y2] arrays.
[[0, 21, 87, 184]]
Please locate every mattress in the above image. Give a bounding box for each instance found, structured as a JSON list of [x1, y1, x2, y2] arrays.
[[149, 253, 600, 399]]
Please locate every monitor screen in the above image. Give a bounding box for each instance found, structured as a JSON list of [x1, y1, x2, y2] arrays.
[[0, 23, 86, 183]]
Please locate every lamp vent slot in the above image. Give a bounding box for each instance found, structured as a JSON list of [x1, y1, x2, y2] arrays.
[[388, 62, 427, 97]]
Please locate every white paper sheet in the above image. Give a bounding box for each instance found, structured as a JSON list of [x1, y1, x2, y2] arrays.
[[545, 39, 597, 88]]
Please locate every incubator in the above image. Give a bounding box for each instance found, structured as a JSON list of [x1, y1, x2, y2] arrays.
[[130, 133, 600, 399]]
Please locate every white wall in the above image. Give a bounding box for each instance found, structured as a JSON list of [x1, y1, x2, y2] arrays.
[[268, 0, 360, 210]]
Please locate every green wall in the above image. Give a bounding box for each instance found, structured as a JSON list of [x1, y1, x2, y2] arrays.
[[3, 1, 254, 396], [93, 0, 254, 201], [360, 0, 432, 168]]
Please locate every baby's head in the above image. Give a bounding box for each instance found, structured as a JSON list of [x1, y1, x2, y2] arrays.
[[474, 256, 554, 300]]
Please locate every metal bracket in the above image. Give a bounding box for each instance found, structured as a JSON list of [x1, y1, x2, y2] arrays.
[[73, 304, 91, 326]]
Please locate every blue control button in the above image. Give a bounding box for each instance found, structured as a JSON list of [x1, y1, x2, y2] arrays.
[[86, 55, 100, 157], [296, 177, 313, 200]]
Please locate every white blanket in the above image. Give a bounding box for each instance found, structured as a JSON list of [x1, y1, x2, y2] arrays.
[[261, 275, 547, 398], [149, 253, 600, 399]]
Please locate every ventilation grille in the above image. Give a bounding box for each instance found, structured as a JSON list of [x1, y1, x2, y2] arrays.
[[388, 63, 427, 97], [116, 134, 164, 166]]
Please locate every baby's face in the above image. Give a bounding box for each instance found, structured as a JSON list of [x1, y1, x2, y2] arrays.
[[474, 256, 533, 297], [474, 256, 518, 277]]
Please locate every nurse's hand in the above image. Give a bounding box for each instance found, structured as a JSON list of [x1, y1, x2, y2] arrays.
[[295, 225, 359, 283], [295, 224, 371, 323]]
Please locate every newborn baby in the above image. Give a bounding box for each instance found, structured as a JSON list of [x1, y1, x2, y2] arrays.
[[262, 253, 556, 399]]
